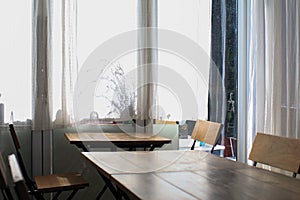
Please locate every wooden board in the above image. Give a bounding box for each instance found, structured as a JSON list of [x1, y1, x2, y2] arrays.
[[65, 132, 170, 142], [65, 132, 171, 151], [82, 150, 300, 200], [249, 132, 300, 173], [112, 173, 197, 200], [191, 120, 222, 146], [34, 173, 88, 193]]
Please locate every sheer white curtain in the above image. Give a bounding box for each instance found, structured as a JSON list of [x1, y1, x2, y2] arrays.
[[32, 0, 52, 131], [136, 0, 158, 133], [247, 0, 300, 158], [59, 0, 78, 126], [50, 0, 78, 127], [32, 0, 52, 176], [31, 0, 77, 176]]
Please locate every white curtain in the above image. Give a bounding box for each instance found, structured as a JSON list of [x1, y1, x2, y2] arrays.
[[32, 0, 52, 131], [32, 0, 53, 176], [59, 0, 78, 126], [247, 0, 300, 158], [137, 0, 158, 132]]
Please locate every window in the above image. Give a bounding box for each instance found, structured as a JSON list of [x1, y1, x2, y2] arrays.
[[75, 0, 138, 121], [210, 0, 238, 157], [157, 0, 212, 121], [0, 2, 31, 124]]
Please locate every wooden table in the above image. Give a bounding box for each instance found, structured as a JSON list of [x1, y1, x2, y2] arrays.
[[82, 150, 300, 200], [65, 132, 172, 152]]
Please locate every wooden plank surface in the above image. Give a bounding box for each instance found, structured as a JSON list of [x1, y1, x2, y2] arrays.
[[65, 132, 171, 142], [82, 150, 300, 200], [112, 173, 197, 200], [82, 151, 214, 176], [34, 173, 89, 192], [192, 169, 300, 200], [249, 132, 300, 173], [34, 173, 89, 193], [191, 120, 222, 146], [65, 132, 171, 151]]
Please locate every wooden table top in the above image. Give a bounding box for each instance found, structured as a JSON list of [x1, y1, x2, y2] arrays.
[[65, 132, 172, 151], [82, 150, 300, 200], [65, 132, 171, 143]]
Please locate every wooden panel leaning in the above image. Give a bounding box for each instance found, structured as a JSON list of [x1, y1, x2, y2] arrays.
[[191, 120, 223, 152], [249, 132, 300, 177]]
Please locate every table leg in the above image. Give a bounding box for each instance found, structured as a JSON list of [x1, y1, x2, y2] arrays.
[[76, 143, 89, 152], [116, 186, 130, 200], [149, 145, 155, 151], [97, 172, 119, 200], [96, 184, 108, 200]]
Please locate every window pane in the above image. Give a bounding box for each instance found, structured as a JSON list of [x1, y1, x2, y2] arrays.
[[77, 1, 138, 120], [0, 2, 31, 123], [157, 0, 211, 121]]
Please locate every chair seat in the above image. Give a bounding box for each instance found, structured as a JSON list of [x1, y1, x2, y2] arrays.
[[34, 173, 89, 193]]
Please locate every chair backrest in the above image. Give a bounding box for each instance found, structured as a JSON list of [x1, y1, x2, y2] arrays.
[[190, 120, 222, 152], [191, 120, 223, 146], [8, 154, 30, 200], [8, 124, 35, 193], [0, 153, 13, 200], [249, 132, 300, 177]]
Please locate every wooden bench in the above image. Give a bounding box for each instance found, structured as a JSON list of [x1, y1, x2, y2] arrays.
[[249, 132, 300, 177]]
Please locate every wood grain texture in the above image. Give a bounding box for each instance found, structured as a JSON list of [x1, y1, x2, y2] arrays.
[[65, 132, 171, 142], [249, 132, 300, 174], [34, 173, 89, 193], [191, 120, 223, 146], [112, 173, 197, 200], [65, 132, 171, 151], [154, 120, 178, 124], [82, 151, 215, 175], [82, 150, 300, 200]]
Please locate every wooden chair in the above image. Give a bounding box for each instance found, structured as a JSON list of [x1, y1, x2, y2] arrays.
[[9, 124, 89, 200], [8, 154, 30, 200], [190, 120, 223, 153], [249, 132, 300, 177], [0, 153, 14, 200]]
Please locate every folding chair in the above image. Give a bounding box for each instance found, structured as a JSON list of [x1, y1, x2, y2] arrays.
[[8, 154, 30, 200], [249, 132, 300, 178], [9, 124, 89, 200], [0, 153, 14, 200], [190, 120, 223, 153]]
